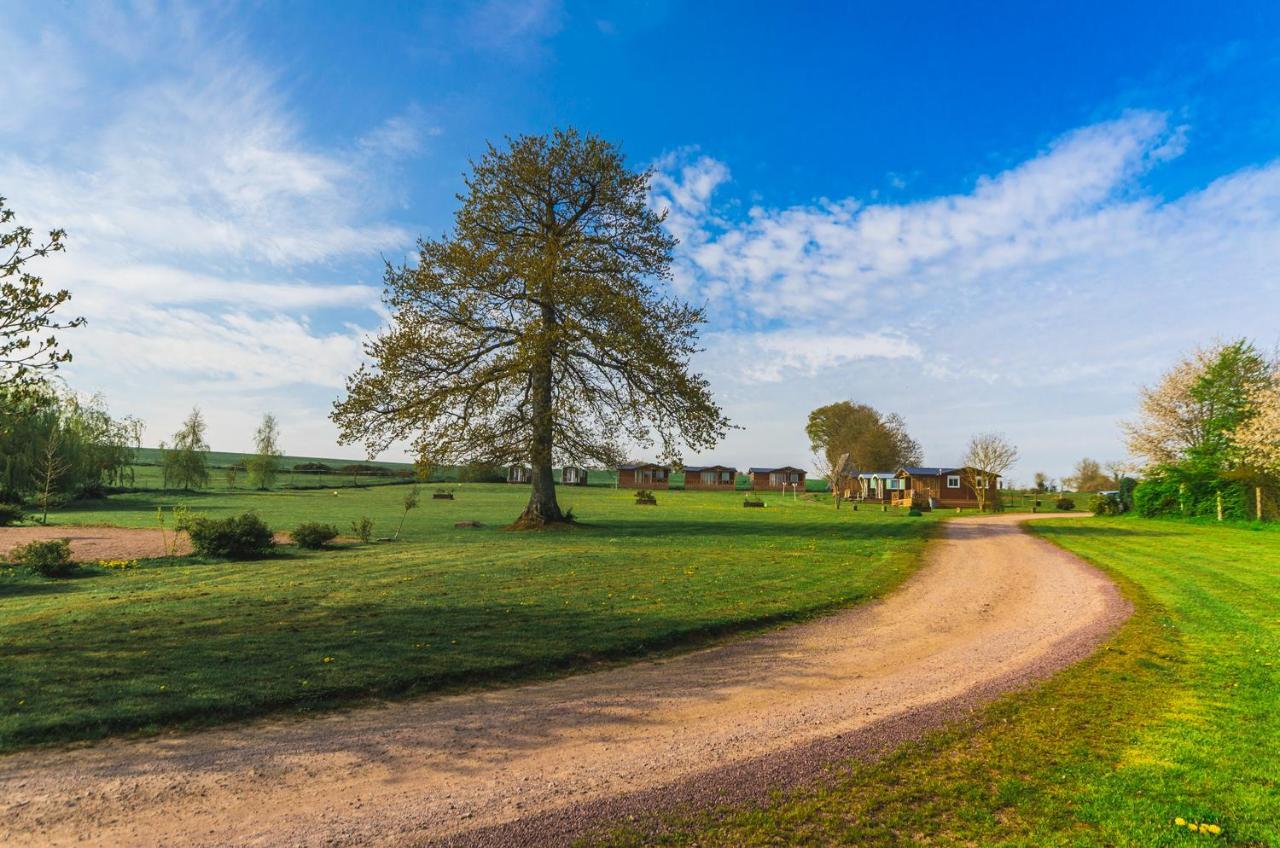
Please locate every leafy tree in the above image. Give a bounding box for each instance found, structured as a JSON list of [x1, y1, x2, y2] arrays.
[[0, 387, 137, 502], [1232, 379, 1280, 475], [1066, 457, 1109, 492], [1, 195, 82, 395], [332, 129, 728, 527], [245, 413, 283, 490], [1126, 339, 1273, 471], [962, 432, 1019, 512], [163, 408, 210, 490], [1033, 471, 1048, 493], [806, 402, 921, 472]]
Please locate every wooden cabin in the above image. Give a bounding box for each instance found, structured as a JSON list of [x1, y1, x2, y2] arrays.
[[616, 462, 670, 489], [748, 466, 806, 491], [892, 466, 1001, 509], [682, 465, 737, 490], [560, 466, 588, 486], [843, 471, 903, 502], [507, 465, 531, 484]]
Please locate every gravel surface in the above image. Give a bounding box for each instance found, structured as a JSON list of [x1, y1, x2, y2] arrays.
[[0, 513, 1129, 847]]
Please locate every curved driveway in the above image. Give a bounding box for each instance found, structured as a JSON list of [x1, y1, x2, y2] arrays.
[[0, 513, 1128, 847]]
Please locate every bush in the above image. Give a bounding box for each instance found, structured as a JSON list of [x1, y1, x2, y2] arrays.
[[12, 539, 77, 577], [292, 522, 339, 549], [1091, 494, 1123, 516], [907, 508, 924, 517], [1055, 497, 1075, 511], [634, 488, 657, 505], [0, 502, 24, 526], [351, 516, 374, 542], [187, 512, 275, 559]]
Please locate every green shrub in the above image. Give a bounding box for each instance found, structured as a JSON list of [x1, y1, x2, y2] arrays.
[[0, 502, 24, 526], [187, 512, 274, 559], [907, 508, 924, 517], [634, 488, 657, 504], [1092, 494, 1123, 516], [12, 539, 76, 577], [292, 522, 339, 549], [1055, 497, 1075, 511], [351, 516, 374, 543]]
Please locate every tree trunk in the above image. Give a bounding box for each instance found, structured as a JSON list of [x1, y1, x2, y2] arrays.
[[514, 322, 565, 529]]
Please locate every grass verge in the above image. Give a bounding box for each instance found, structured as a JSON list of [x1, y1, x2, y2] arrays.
[[599, 517, 1280, 847]]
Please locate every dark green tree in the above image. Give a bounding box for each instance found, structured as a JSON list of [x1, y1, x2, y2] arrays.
[[332, 129, 728, 527], [1, 195, 82, 395]]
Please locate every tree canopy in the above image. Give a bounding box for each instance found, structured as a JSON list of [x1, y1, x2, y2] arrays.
[[1, 195, 82, 396], [805, 401, 921, 473], [332, 129, 728, 526]]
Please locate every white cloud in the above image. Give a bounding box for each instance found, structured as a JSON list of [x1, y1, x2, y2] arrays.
[[660, 111, 1280, 476], [704, 330, 922, 384], [0, 6, 413, 456]]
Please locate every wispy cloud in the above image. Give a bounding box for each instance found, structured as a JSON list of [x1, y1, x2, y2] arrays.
[[0, 5, 413, 448], [657, 111, 1280, 473]]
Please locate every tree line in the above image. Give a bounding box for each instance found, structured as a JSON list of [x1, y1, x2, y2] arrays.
[[1123, 338, 1279, 520]]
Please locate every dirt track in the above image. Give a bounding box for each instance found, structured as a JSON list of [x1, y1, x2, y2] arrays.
[[0, 513, 1129, 847]]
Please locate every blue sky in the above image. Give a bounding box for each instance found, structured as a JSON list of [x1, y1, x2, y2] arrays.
[[3, 1, 1279, 481]]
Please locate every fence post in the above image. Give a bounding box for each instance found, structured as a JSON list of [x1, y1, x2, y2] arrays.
[[1216, 491, 1223, 522], [1258, 486, 1264, 521]]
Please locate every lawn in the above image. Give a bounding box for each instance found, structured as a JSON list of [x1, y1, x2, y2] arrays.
[[603, 517, 1280, 847], [1, 484, 935, 752]]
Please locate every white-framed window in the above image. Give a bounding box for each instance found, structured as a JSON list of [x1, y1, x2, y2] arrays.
[[789, 472, 799, 482], [946, 475, 961, 489], [975, 475, 986, 488]]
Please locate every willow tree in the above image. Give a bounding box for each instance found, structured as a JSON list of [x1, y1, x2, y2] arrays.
[[332, 129, 728, 527]]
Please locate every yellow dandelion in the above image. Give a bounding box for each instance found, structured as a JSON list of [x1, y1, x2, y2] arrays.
[[1206, 824, 1221, 835], [323, 656, 334, 663], [1175, 818, 1187, 826], [1187, 823, 1198, 831]]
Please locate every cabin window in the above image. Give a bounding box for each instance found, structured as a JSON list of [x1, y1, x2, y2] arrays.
[[720, 470, 731, 482], [788, 472, 799, 483], [975, 476, 986, 488], [946, 475, 961, 489], [700, 471, 716, 485]]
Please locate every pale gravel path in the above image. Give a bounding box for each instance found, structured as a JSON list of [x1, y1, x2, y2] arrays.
[[0, 513, 1129, 847]]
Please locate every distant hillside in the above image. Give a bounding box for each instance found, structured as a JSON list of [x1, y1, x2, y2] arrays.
[[133, 447, 414, 472]]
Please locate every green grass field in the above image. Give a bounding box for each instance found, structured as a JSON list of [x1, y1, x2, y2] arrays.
[[1, 484, 936, 752], [603, 517, 1280, 847]]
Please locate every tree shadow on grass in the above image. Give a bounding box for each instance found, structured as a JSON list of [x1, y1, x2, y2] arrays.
[[1, 585, 879, 760]]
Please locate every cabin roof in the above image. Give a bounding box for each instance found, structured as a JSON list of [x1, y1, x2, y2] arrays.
[[617, 462, 668, 470], [858, 471, 897, 479], [898, 466, 1001, 477], [748, 466, 805, 474], [683, 465, 736, 473]]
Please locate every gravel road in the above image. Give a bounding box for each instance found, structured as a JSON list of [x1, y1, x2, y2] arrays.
[[0, 513, 1129, 847]]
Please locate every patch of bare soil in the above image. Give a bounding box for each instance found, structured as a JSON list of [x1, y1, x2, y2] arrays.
[[1, 525, 191, 561], [0, 514, 1129, 847]]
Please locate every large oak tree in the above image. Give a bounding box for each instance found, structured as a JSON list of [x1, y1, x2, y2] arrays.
[[333, 129, 728, 527]]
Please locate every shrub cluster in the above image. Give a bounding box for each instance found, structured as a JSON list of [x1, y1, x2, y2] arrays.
[[907, 507, 924, 517], [1091, 494, 1123, 516], [187, 512, 275, 559], [1055, 497, 1075, 511], [292, 522, 339, 549], [634, 488, 657, 504], [0, 502, 24, 526], [351, 516, 374, 542], [12, 538, 77, 577]]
